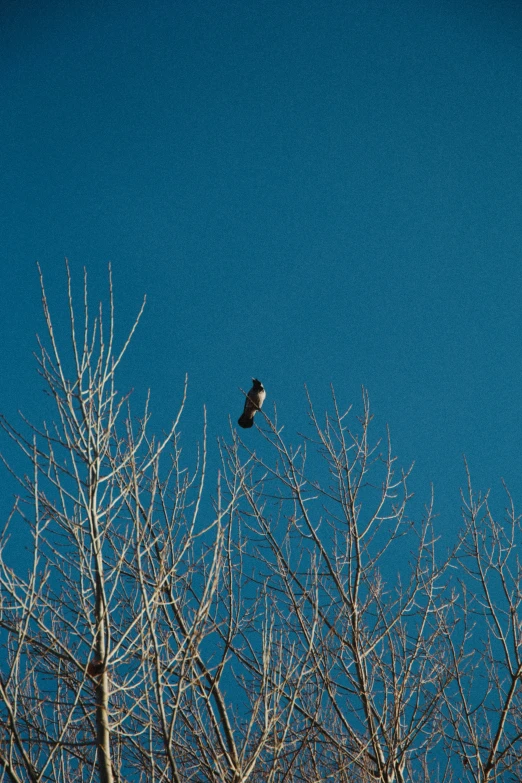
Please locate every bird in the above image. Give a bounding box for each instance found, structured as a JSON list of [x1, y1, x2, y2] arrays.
[[238, 378, 266, 428]]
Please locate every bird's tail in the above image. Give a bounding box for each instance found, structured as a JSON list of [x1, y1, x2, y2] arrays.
[[238, 415, 254, 429]]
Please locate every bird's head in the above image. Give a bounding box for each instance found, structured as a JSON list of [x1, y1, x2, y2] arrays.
[[252, 378, 263, 389]]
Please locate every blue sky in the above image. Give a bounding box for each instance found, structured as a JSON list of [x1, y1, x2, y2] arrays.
[[2, 0, 522, 538]]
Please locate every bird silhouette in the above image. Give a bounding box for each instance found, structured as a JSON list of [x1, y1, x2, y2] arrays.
[[238, 378, 266, 428]]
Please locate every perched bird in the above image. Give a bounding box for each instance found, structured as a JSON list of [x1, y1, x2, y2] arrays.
[[238, 378, 266, 428]]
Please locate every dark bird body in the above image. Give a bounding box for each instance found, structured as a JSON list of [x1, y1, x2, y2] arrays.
[[238, 378, 266, 428]]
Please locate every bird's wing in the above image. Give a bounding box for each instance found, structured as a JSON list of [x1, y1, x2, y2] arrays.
[[242, 394, 258, 418], [238, 387, 261, 428]]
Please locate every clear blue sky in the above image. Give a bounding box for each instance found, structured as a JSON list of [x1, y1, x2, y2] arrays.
[[2, 0, 522, 536]]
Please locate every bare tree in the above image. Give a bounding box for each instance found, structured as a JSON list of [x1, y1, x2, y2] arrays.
[[0, 265, 299, 783], [220, 390, 457, 783], [441, 469, 522, 782], [0, 264, 521, 782]]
